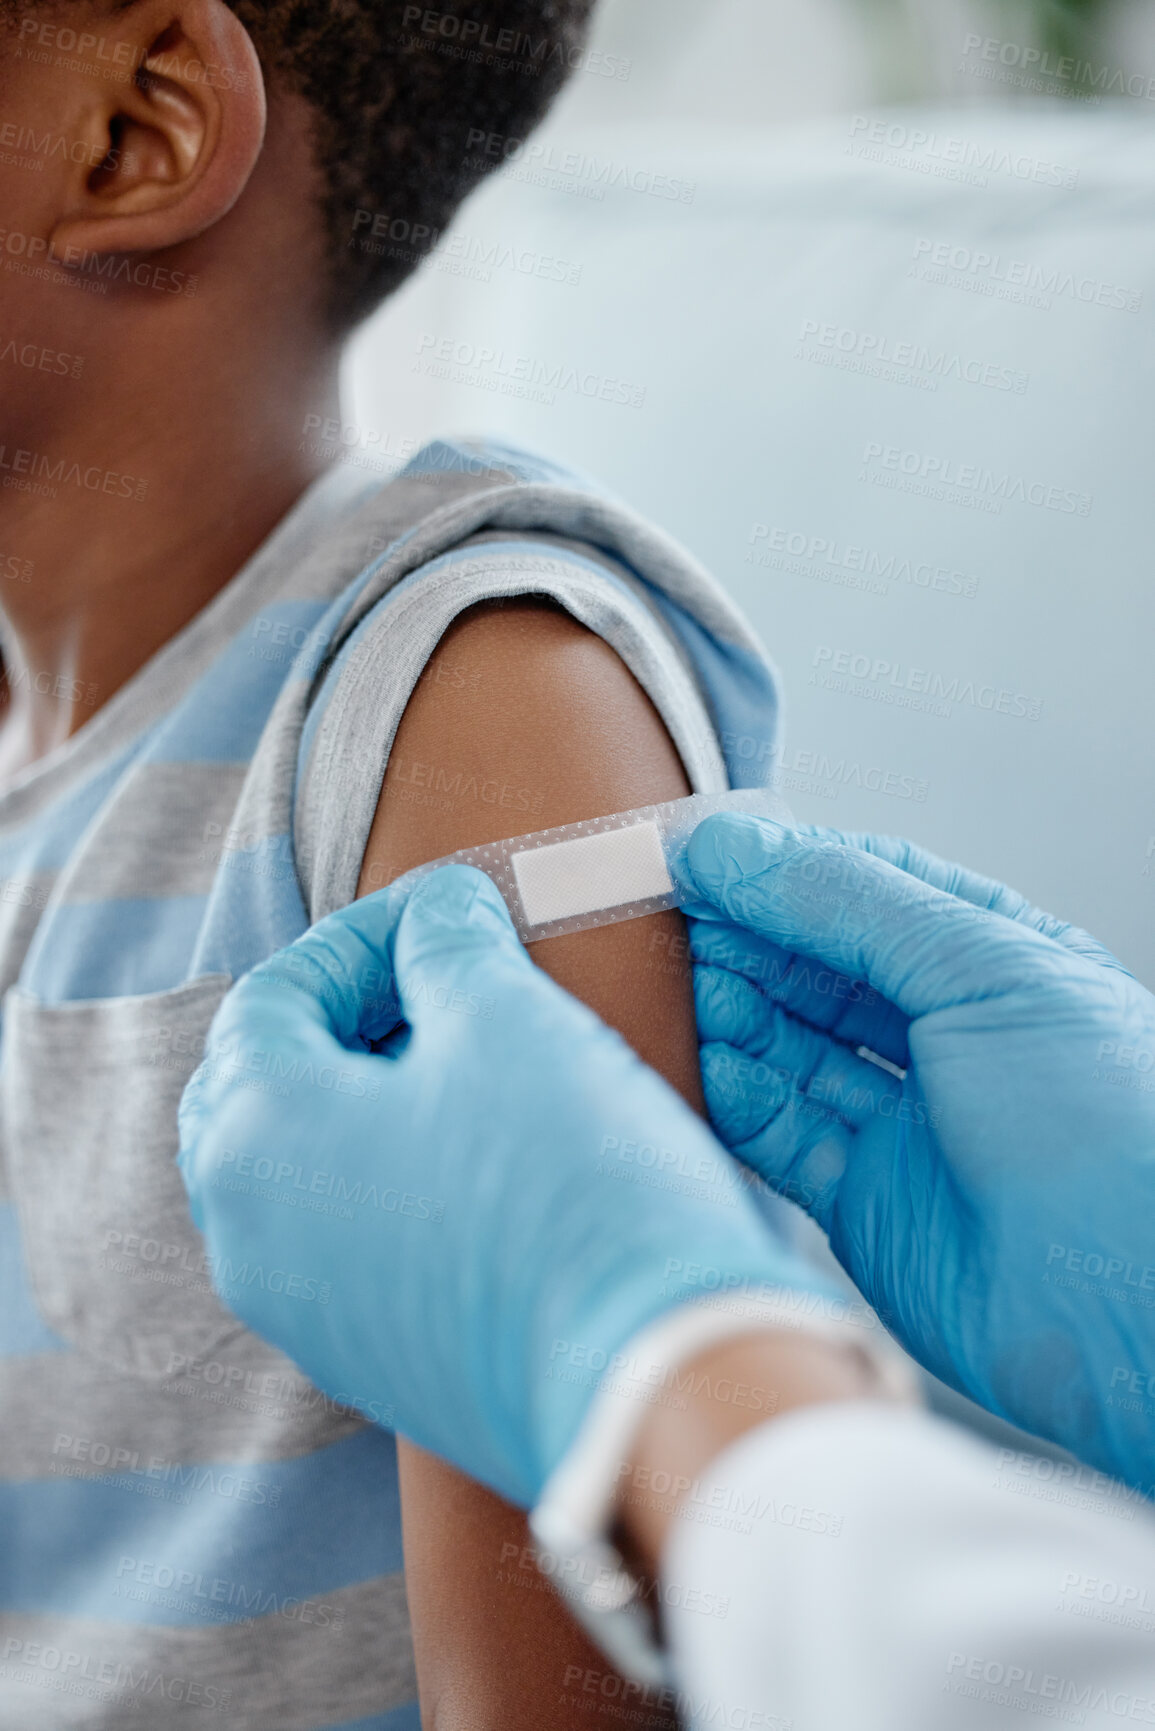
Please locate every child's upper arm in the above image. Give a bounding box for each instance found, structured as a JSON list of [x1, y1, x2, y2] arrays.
[[354, 594, 701, 1731], [356, 594, 704, 1102]]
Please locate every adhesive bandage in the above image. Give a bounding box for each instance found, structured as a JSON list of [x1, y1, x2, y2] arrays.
[[389, 786, 792, 943]]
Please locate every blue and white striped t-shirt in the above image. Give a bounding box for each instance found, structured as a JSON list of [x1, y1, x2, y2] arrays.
[[0, 438, 780, 1729]]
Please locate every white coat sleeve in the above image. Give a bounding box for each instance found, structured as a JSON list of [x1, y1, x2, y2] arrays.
[[654, 1404, 1155, 1731]]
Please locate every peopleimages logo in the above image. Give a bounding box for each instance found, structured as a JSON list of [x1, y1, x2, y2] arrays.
[[860, 441, 1092, 517], [0, 227, 197, 296], [0, 123, 133, 170], [911, 238, 1142, 315], [205, 1037, 381, 1100], [1047, 1244, 1155, 1290], [847, 115, 1079, 189], [0, 445, 147, 502], [719, 728, 930, 803], [463, 129, 696, 204], [0, 1638, 233, 1714], [811, 646, 1043, 721], [797, 319, 1028, 394], [350, 209, 583, 287], [962, 33, 1155, 102], [748, 524, 979, 599], [0, 336, 84, 379], [0, 551, 33, 583], [1059, 1569, 1154, 1612], [400, 5, 630, 80], [944, 1651, 1155, 1719], [413, 333, 646, 409]]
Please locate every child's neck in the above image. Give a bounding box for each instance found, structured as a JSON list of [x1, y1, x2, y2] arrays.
[[0, 342, 342, 781]]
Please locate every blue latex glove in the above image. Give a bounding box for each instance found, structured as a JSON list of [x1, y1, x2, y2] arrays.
[[177, 864, 836, 1507], [682, 813, 1155, 1488]]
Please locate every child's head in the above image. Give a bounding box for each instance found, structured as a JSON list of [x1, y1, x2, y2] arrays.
[[0, 0, 593, 345]]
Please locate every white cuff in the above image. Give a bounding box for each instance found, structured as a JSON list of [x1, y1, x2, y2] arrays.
[[530, 1293, 916, 1684]]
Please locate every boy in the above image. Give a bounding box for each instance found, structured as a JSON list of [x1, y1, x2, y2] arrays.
[[0, 1, 782, 1725]]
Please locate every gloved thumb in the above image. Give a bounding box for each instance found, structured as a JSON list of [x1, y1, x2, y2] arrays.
[[204, 877, 415, 1056], [178, 882, 416, 1186], [686, 813, 1068, 1020]]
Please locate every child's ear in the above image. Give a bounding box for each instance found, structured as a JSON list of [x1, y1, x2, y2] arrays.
[[50, 0, 265, 265]]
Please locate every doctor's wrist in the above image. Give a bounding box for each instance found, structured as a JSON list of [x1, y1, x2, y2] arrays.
[[612, 1329, 896, 1581]]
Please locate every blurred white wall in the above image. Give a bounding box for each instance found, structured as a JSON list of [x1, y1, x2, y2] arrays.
[[342, 0, 1155, 985]]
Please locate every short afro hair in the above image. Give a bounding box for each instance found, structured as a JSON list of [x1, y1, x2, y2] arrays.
[[2, 0, 596, 327], [224, 0, 597, 325]]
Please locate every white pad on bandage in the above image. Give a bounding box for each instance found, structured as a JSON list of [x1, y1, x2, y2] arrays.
[[390, 786, 791, 944], [512, 822, 673, 928]]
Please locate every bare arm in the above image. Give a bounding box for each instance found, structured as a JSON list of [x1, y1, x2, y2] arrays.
[[355, 597, 703, 1731]]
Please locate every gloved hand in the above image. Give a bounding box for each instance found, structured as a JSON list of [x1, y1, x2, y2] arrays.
[[682, 813, 1155, 1489], [177, 865, 837, 1507]]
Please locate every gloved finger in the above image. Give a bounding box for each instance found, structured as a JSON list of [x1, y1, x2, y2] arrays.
[[695, 985, 893, 1129], [700, 1040, 855, 1234], [391, 864, 537, 1032], [177, 1064, 283, 1231], [180, 867, 536, 1199], [793, 827, 1130, 976], [177, 879, 430, 1179], [203, 876, 418, 1072], [175, 1007, 318, 1209], [679, 818, 1128, 975], [176, 1063, 212, 1229], [688, 917, 911, 1067], [685, 814, 1071, 1018]]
